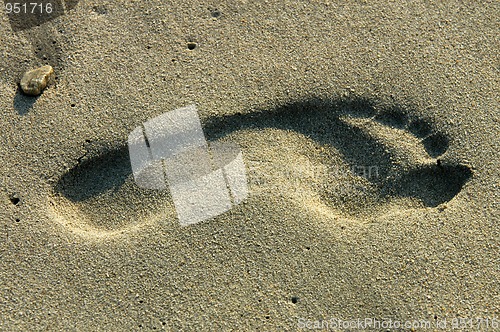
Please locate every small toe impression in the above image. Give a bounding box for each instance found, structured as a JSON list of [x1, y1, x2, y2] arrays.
[[373, 108, 408, 129], [339, 98, 378, 118], [422, 133, 449, 158], [408, 118, 433, 138]]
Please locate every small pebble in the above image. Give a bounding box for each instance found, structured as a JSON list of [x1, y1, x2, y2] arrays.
[[20, 65, 54, 96]]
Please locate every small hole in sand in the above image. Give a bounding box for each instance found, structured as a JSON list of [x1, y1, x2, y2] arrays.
[[211, 9, 221, 18], [71, 104, 76, 108], [187, 42, 197, 50], [15, 218, 20, 222], [9, 194, 20, 205], [291, 296, 298, 304]]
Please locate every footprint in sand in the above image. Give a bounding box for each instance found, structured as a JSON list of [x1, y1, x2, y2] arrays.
[[48, 97, 472, 239]]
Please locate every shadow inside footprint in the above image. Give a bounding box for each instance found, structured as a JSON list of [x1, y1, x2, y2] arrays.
[[387, 164, 473, 207], [51, 96, 473, 235], [203, 97, 472, 209], [53, 145, 174, 231], [55, 146, 131, 201]]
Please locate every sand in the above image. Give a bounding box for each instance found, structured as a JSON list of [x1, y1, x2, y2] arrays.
[[0, 0, 498, 330]]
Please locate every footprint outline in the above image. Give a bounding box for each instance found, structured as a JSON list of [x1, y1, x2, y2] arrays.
[[48, 96, 473, 239]]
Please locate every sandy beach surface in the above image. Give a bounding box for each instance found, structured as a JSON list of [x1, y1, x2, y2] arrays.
[[0, 0, 498, 330]]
